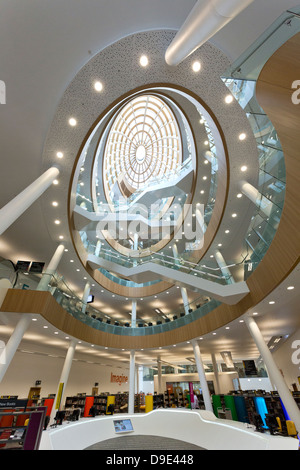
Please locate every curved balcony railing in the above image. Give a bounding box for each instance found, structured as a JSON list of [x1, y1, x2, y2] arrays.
[[0, 258, 222, 336]]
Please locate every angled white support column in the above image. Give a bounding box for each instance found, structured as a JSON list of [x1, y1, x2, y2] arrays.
[[165, 0, 254, 66], [0, 314, 32, 383], [50, 340, 77, 424], [239, 181, 278, 219], [36, 244, 65, 291], [192, 339, 213, 413], [81, 281, 91, 314], [128, 350, 136, 414], [172, 244, 190, 315], [245, 316, 300, 436], [0, 166, 60, 236], [214, 249, 235, 284], [211, 353, 221, 395]]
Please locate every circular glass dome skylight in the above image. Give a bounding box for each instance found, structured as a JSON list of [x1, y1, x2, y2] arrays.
[[103, 94, 182, 196]]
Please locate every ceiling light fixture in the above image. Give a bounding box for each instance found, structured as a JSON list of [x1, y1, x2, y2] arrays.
[[225, 95, 233, 104], [68, 118, 77, 127], [232, 213, 237, 218], [241, 166, 248, 172], [56, 152, 64, 159], [94, 81, 103, 92], [237, 193, 243, 198], [192, 61, 201, 72], [52, 201, 58, 207], [239, 133, 246, 141], [140, 55, 149, 67], [54, 220, 61, 225]]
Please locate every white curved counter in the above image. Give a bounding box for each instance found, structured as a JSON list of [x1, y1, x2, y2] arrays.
[[39, 409, 299, 451]]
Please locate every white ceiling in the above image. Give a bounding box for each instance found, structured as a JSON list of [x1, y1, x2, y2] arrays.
[[0, 0, 299, 364]]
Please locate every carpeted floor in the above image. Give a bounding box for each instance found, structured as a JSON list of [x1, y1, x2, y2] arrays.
[[85, 435, 205, 450]]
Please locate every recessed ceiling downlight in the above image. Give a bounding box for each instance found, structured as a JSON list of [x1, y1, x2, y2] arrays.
[[225, 94, 233, 104], [140, 55, 149, 67], [69, 118, 77, 127], [94, 81, 103, 92], [192, 61, 201, 72]]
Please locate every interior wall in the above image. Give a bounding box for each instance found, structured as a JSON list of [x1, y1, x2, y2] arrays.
[[273, 328, 300, 390], [0, 347, 130, 400], [153, 371, 239, 395]]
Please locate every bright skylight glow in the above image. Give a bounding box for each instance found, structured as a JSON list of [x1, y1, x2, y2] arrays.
[[103, 94, 181, 192]]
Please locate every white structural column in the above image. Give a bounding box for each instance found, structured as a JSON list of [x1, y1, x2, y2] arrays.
[[211, 353, 220, 395], [0, 166, 60, 236], [172, 244, 190, 315], [214, 250, 235, 284], [239, 181, 278, 219], [36, 244, 65, 291], [0, 315, 32, 383], [128, 350, 136, 414], [165, 0, 254, 66], [50, 340, 77, 424], [135, 365, 140, 394], [245, 316, 300, 435], [192, 339, 214, 413], [81, 281, 91, 314], [138, 366, 144, 394], [131, 301, 137, 328], [131, 233, 139, 327]]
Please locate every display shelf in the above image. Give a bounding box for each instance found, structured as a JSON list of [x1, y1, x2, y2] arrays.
[[93, 395, 109, 415], [153, 393, 164, 409], [0, 408, 46, 450]]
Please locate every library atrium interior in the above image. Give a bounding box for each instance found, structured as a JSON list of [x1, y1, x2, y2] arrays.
[[0, 0, 299, 451]]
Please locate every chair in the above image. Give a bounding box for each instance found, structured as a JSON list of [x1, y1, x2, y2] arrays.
[[69, 408, 80, 421], [286, 420, 298, 438], [173, 315, 178, 321], [157, 321, 162, 325]]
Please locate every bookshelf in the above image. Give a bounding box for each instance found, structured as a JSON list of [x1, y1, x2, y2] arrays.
[[93, 395, 109, 415]]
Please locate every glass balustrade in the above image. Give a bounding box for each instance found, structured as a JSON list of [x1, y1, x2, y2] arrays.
[[222, 77, 286, 276]]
